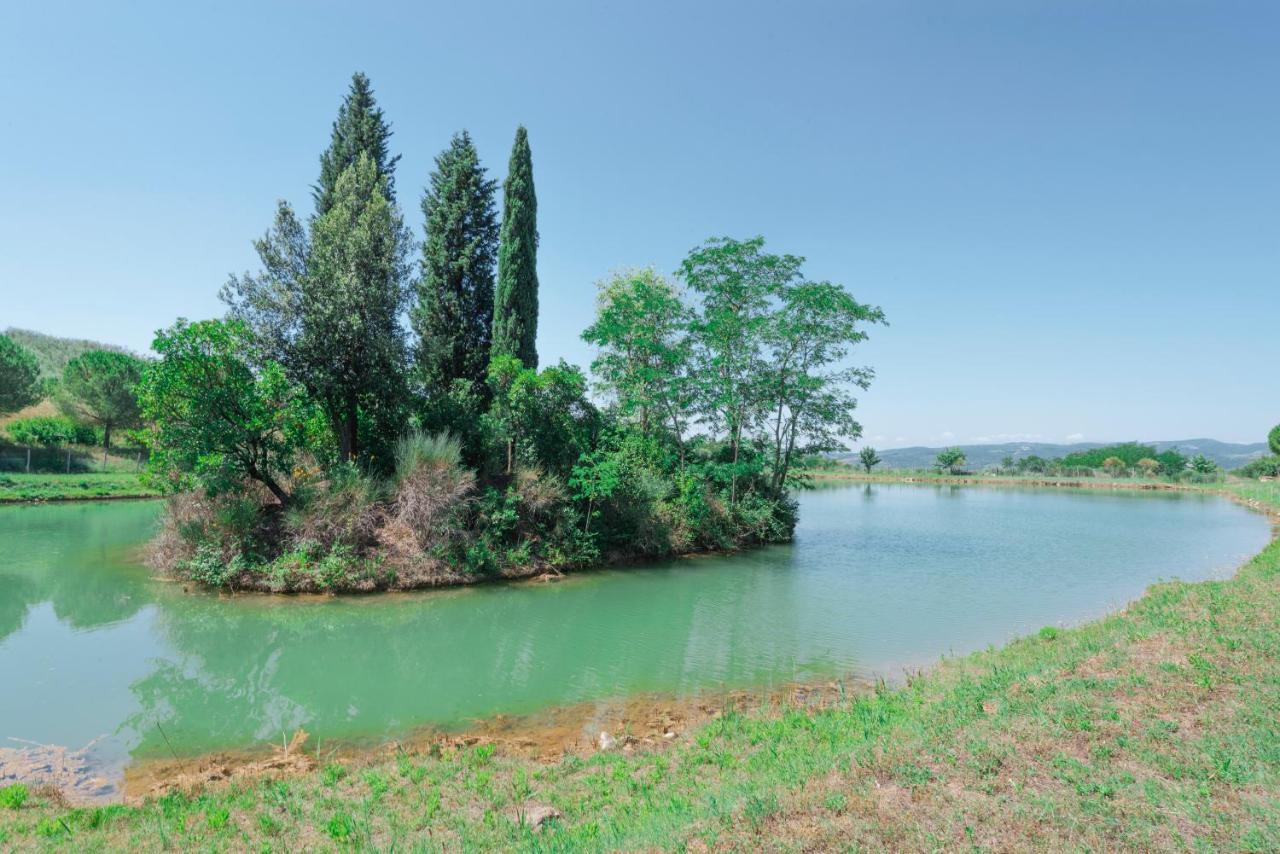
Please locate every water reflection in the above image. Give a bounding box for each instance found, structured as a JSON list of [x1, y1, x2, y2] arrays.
[[0, 487, 1270, 772]]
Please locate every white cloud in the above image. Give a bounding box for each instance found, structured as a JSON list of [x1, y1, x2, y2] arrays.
[[1065, 433, 1085, 442]]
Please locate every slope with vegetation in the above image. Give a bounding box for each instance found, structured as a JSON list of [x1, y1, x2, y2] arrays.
[[134, 72, 884, 593], [1, 328, 128, 381]]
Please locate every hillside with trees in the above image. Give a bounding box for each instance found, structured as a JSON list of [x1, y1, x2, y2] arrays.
[[2, 328, 129, 380]]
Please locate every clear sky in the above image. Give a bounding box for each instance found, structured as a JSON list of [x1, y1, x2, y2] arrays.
[[2, 1, 1275, 448]]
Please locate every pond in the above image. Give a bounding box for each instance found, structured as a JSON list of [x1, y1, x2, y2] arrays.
[[0, 484, 1270, 792]]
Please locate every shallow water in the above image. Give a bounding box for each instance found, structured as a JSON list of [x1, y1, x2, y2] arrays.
[[0, 485, 1270, 781]]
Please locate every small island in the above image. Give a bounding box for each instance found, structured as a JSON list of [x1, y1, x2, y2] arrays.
[[132, 74, 885, 594]]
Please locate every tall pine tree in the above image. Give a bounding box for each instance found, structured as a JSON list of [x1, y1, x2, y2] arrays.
[[492, 126, 540, 369], [412, 131, 499, 392], [314, 72, 400, 215]]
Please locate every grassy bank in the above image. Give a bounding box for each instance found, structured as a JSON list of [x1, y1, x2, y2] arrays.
[[0, 472, 157, 503], [1, 483, 1278, 850]]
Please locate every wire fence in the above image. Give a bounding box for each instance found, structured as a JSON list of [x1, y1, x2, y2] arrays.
[[0, 444, 148, 474]]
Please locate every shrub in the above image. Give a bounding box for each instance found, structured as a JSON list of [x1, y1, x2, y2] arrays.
[[5, 415, 98, 446], [147, 487, 274, 581], [1236, 456, 1280, 479], [286, 464, 385, 553], [383, 430, 475, 557]]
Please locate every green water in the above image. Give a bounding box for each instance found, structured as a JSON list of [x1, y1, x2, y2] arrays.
[[0, 486, 1269, 780]]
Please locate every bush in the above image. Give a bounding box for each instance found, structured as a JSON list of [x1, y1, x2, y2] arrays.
[[285, 464, 385, 554], [5, 415, 99, 446], [1236, 456, 1280, 479], [382, 431, 474, 558]]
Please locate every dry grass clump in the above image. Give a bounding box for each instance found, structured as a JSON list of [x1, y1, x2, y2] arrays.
[[382, 431, 474, 557], [146, 484, 275, 572], [285, 466, 385, 554]]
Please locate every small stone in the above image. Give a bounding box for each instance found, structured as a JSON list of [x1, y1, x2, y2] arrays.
[[597, 731, 617, 751]]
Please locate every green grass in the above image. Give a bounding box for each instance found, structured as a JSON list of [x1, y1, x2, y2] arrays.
[[0, 472, 157, 502], [2, 482, 1277, 850]]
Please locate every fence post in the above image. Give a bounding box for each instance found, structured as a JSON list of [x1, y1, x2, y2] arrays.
[[26, 447, 31, 473]]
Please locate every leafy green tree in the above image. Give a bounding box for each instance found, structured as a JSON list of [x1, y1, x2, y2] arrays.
[[582, 269, 692, 452], [223, 154, 412, 463], [1017, 454, 1050, 474], [0, 334, 41, 415], [759, 279, 884, 489], [1189, 454, 1217, 475], [859, 446, 881, 473], [306, 154, 412, 462], [487, 355, 599, 479], [492, 126, 540, 370], [680, 237, 801, 501], [1156, 448, 1188, 477], [1061, 442, 1157, 469], [1102, 456, 1125, 475], [140, 319, 315, 504], [413, 131, 499, 393], [56, 350, 145, 448], [314, 72, 399, 215], [934, 447, 966, 475], [1269, 424, 1280, 456]]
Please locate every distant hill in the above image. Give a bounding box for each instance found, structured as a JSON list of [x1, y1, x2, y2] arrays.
[[837, 439, 1269, 472], [3, 328, 129, 379]]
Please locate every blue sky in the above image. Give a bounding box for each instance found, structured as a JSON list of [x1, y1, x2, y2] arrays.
[[2, 1, 1276, 447]]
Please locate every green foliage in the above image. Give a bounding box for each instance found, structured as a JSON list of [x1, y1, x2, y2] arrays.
[[0, 784, 27, 810], [1189, 454, 1218, 475], [139, 319, 314, 504], [393, 430, 462, 479], [1270, 424, 1280, 457], [313, 72, 399, 215], [859, 446, 881, 473], [224, 153, 412, 464], [2, 328, 127, 380], [1015, 454, 1051, 474], [583, 269, 692, 444], [492, 126, 540, 370], [934, 447, 967, 474], [1154, 447, 1188, 477], [4, 415, 98, 447], [56, 349, 145, 448], [1060, 442, 1157, 469], [413, 131, 499, 394], [0, 334, 41, 415], [677, 237, 884, 494], [1235, 456, 1280, 478], [487, 355, 600, 479]]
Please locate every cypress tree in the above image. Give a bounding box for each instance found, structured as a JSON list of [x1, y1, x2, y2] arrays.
[[412, 131, 499, 392], [492, 126, 540, 369], [314, 72, 400, 215]]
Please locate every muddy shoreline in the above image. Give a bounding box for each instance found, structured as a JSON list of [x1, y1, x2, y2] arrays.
[[2, 679, 864, 806]]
